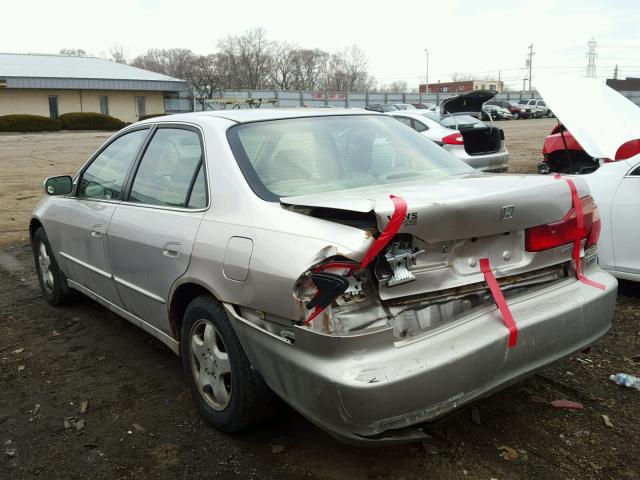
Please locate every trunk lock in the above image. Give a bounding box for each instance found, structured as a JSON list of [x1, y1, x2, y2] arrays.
[[384, 241, 425, 287]]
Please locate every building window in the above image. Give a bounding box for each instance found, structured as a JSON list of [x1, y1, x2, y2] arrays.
[[489, 84, 496, 90], [440, 87, 449, 93], [100, 95, 109, 116], [137, 96, 146, 117], [48, 96, 59, 119]]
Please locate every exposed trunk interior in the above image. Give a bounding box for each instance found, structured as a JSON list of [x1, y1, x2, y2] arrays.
[[460, 127, 502, 155], [546, 150, 599, 174]]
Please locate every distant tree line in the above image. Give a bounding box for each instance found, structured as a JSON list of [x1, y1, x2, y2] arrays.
[[59, 29, 424, 103]]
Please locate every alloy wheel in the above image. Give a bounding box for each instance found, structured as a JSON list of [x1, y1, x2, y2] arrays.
[[189, 319, 232, 411], [38, 242, 54, 294]]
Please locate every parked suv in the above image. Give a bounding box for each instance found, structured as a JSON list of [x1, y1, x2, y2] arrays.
[[486, 99, 536, 119], [519, 99, 551, 117]]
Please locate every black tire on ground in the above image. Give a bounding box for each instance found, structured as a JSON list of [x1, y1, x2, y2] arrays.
[[180, 295, 278, 432], [32, 227, 75, 305]]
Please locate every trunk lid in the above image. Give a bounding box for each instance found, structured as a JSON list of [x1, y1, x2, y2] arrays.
[[537, 77, 640, 160], [440, 90, 497, 116], [282, 174, 583, 299]]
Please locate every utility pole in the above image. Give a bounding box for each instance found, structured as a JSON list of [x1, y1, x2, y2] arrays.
[[526, 44, 535, 92], [613, 64, 619, 80], [586, 38, 597, 78], [498, 70, 501, 91], [424, 49, 429, 93]]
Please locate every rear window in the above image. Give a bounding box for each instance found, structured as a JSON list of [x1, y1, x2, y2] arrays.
[[438, 115, 485, 130], [228, 115, 474, 200]]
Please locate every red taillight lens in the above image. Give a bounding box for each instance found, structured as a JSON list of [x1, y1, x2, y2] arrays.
[[442, 133, 464, 145], [525, 195, 600, 252]]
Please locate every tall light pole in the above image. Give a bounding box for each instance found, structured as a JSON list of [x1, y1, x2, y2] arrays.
[[424, 49, 429, 94]]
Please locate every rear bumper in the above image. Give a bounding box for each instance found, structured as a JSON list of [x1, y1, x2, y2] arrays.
[[228, 269, 616, 445]]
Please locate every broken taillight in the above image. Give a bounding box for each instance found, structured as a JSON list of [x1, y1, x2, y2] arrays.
[[525, 195, 600, 252], [442, 133, 464, 145]]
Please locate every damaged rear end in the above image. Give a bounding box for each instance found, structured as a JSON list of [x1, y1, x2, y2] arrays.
[[267, 176, 615, 442], [224, 114, 616, 444]]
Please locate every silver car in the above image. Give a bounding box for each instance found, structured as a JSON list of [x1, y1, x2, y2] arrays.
[[388, 109, 510, 172], [31, 109, 616, 444]]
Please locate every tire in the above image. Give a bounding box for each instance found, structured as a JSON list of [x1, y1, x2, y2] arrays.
[[181, 295, 277, 432], [32, 227, 75, 305], [513, 112, 519, 119]]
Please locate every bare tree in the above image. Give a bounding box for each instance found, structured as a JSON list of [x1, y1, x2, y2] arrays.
[[381, 80, 408, 93], [292, 48, 328, 90], [130, 48, 195, 79], [322, 45, 375, 91], [109, 45, 127, 64], [270, 42, 297, 90], [218, 28, 273, 89], [183, 54, 222, 108], [59, 48, 87, 57]]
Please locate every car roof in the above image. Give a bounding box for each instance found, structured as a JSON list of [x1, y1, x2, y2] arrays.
[[140, 108, 378, 125]]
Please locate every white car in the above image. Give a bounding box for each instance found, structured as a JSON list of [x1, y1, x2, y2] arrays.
[[387, 107, 509, 172], [538, 78, 640, 281]]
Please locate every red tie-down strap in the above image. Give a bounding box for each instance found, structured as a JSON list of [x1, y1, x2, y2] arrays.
[[480, 258, 518, 348], [554, 174, 606, 290], [304, 195, 408, 324]]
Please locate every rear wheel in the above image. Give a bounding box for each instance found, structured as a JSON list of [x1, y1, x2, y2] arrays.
[[32, 227, 75, 305], [180, 295, 277, 432]]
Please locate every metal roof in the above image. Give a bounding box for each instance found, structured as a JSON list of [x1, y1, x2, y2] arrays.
[[0, 53, 187, 91]]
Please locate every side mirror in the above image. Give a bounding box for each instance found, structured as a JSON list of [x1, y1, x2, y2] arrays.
[[44, 175, 73, 195]]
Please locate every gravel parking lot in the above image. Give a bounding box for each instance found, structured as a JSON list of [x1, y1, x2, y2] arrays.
[[1, 118, 639, 480]]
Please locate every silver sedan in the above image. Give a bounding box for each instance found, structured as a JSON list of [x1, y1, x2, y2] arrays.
[[31, 109, 616, 444], [387, 110, 509, 172]]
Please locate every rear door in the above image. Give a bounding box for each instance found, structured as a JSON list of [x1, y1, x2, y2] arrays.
[[611, 162, 640, 274], [50, 127, 150, 305], [106, 125, 208, 334]]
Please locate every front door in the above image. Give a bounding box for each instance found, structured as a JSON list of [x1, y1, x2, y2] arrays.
[[107, 125, 208, 334], [611, 161, 640, 275], [51, 127, 151, 305]]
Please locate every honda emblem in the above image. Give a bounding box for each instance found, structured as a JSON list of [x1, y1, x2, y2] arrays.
[[500, 205, 515, 220]]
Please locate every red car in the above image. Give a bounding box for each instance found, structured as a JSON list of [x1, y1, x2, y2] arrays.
[[539, 123, 640, 174]]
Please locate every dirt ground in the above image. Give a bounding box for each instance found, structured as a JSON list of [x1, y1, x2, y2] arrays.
[[1, 119, 639, 480]]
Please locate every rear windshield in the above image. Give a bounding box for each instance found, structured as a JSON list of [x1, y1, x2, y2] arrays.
[[228, 115, 474, 200], [438, 115, 485, 130]]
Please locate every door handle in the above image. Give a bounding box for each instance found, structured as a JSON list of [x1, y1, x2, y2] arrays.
[[163, 242, 182, 259], [91, 225, 104, 239]]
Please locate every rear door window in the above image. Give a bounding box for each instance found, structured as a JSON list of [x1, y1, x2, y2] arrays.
[[78, 129, 149, 200], [128, 127, 206, 208]]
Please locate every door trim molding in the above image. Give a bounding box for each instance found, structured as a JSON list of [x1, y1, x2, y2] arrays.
[[59, 251, 112, 279], [114, 275, 166, 304]]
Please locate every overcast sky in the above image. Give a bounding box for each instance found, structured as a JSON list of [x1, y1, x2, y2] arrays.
[[3, 0, 639, 89]]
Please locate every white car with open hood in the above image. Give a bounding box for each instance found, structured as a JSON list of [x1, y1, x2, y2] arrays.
[[538, 78, 640, 282]]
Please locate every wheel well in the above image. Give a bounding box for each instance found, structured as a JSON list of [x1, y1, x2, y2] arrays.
[[169, 283, 213, 341], [29, 218, 43, 243]]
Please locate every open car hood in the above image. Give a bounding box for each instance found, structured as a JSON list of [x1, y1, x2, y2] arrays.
[[440, 90, 497, 115], [537, 77, 640, 160]]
